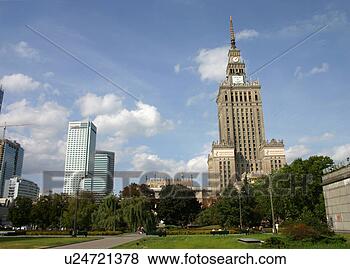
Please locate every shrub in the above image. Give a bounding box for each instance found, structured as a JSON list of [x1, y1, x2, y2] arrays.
[[263, 237, 287, 249], [87, 231, 123, 236], [319, 235, 346, 244], [283, 223, 320, 241], [27, 230, 70, 236]]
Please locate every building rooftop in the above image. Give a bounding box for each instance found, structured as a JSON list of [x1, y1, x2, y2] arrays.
[[322, 161, 350, 186]]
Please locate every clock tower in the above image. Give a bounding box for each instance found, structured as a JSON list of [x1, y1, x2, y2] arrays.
[[226, 16, 246, 85], [208, 16, 286, 193]]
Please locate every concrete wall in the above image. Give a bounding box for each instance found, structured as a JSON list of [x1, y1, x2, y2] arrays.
[[323, 175, 350, 233]]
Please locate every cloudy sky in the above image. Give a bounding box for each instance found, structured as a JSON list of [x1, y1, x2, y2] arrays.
[[0, 0, 349, 191]]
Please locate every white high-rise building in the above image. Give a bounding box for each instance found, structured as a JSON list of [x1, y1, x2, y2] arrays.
[[3, 176, 39, 200], [63, 121, 97, 195]]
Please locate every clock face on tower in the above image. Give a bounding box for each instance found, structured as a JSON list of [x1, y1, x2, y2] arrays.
[[230, 56, 239, 62], [232, 75, 243, 84]]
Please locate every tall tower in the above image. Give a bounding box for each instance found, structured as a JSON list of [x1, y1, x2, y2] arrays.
[[217, 16, 266, 178], [63, 121, 96, 195], [208, 17, 286, 193], [85, 150, 115, 200], [0, 139, 24, 197], [0, 85, 4, 114]]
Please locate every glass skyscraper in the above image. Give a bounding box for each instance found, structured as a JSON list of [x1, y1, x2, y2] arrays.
[[63, 121, 96, 195], [0, 85, 4, 114], [0, 139, 24, 197], [84, 150, 115, 200]]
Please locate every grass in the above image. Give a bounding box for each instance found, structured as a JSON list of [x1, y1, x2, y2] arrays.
[[0, 236, 99, 249], [115, 233, 350, 249], [115, 234, 271, 249]]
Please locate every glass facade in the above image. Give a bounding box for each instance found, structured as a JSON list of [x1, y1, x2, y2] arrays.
[[0, 139, 24, 197]]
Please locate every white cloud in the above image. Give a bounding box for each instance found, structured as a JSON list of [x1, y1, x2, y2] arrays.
[[76, 92, 123, 117], [0, 73, 41, 92], [186, 155, 208, 172], [195, 46, 229, 82], [174, 64, 181, 73], [77, 93, 174, 141], [285, 144, 311, 163], [94, 101, 174, 139], [323, 144, 350, 162], [309, 63, 329, 75], [294, 66, 303, 80], [294, 63, 329, 79], [0, 99, 70, 174], [12, 41, 39, 59], [132, 151, 207, 175], [298, 132, 334, 143], [236, 29, 259, 40], [278, 10, 348, 36]]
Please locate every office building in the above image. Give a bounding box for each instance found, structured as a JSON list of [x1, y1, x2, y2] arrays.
[[322, 161, 350, 233], [83, 150, 114, 199], [0, 85, 4, 113], [208, 17, 286, 192], [3, 176, 39, 200], [0, 139, 24, 197], [63, 121, 96, 195]]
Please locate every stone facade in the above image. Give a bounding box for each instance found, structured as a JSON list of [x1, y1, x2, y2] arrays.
[[259, 139, 287, 176], [322, 164, 350, 233], [208, 17, 286, 193]]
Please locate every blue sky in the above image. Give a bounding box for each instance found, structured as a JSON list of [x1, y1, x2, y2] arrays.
[[0, 0, 349, 191]]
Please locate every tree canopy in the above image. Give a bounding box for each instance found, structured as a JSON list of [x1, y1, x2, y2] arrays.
[[157, 184, 201, 226]]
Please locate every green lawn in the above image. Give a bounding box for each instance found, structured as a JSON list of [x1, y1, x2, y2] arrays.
[[0, 237, 98, 249], [115, 233, 350, 249]]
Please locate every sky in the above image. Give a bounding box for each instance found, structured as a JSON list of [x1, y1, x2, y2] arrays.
[[0, 0, 350, 192]]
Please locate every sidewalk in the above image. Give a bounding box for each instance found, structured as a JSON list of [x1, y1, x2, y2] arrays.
[[53, 233, 144, 249]]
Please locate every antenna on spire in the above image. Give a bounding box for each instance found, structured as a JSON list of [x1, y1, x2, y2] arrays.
[[230, 16, 236, 49]]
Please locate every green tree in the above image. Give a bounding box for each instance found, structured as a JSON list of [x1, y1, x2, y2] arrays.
[[8, 197, 33, 228], [121, 183, 155, 203], [31, 194, 68, 229], [253, 155, 333, 223], [157, 185, 201, 226], [120, 196, 156, 233], [196, 183, 261, 228], [31, 196, 51, 229], [62, 191, 97, 230], [92, 194, 126, 231]]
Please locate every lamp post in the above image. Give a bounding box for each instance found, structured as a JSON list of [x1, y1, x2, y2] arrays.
[[268, 175, 276, 234], [234, 181, 243, 230], [72, 175, 86, 237]]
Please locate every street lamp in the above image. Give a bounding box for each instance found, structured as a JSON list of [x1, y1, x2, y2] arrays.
[[72, 175, 87, 237], [234, 181, 243, 230], [268, 175, 276, 234]]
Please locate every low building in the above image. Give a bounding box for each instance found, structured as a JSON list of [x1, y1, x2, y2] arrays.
[[146, 177, 212, 206], [322, 162, 350, 233], [207, 142, 236, 193], [3, 176, 40, 200], [0, 198, 12, 226]]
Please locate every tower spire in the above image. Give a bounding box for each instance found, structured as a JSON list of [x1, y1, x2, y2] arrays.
[[229, 16, 236, 49]]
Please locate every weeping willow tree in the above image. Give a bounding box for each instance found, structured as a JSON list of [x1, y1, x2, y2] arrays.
[[92, 194, 126, 231], [120, 196, 156, 233]]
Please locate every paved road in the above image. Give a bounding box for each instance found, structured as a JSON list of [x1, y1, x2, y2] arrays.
[[53, 233, 144, 249]]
